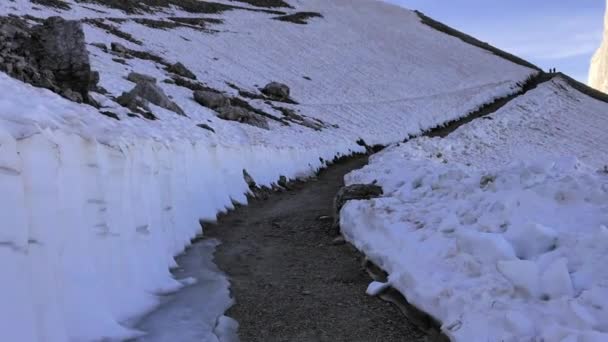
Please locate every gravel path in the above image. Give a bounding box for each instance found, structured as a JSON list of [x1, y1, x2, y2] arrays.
[[206, 155, 425, 342]]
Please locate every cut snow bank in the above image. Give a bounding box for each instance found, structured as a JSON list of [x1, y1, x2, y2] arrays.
[[589, 0, 608, 92], [341, 77, 608, 342]]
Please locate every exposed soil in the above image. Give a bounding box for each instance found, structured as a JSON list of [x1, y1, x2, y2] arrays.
[[206, 156, 426, 342]]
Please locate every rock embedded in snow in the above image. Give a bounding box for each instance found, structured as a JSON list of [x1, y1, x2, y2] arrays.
[[166, 62, 196, 80], [118, 81, 185, 115], [32, 17, 95, 100], [262, 81, 290, 100], [127, 72, 157, 85], [589, 0, 608, 92], [216, 105, 269, 129], [193, 90, 230, 109], [333, 184, 383, 233], [110, 41, 128, 54], [0, 16, 97, 103]]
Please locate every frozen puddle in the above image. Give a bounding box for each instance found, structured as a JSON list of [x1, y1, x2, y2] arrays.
[[132, 238, 238, 342]]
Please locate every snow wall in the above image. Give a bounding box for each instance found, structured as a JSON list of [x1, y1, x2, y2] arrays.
[[0, 127, 357, 341]]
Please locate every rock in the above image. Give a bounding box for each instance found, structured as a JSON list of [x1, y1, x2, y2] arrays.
[[216, 105, 269, 129], [61, 88, 83, 103], [217, 105, 250, 121], [166, 62, 196, 79], [31, 17, 96, 101], [111, 42, 128, 54], [262, 81, 290, 100], [278, 175, 290, 189], [243, 169, 256, 188], [332, 236, 346, 246], [197, 123, 215, 133], [332, 183, 383, 234], [90, 42, 107, 51], [118, 81, 185, 115], [193, 90, 230, 109], [127, 71, 157, 84]]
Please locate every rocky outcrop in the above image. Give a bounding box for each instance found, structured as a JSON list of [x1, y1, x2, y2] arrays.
[[118, 76, 185, 115], [127, 71, 157, 84], [217, 105, 269, 129], [261, 81, 290, 100], [193, 90, 269, 129], [332, 183, 383, 234], [166, 62, 196, 79], [589, 0, 608, 92], [193, 90, 230, 109], [0, 16, 98, 103]]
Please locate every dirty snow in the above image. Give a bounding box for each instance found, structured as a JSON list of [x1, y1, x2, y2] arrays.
[[341, 77, 608, 342]]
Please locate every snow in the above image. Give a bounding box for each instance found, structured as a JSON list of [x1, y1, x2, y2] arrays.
[[341, 78, 608, 341], [133, 239, 237, 342], [589, 0, 608, 92], [0, 0, 539, 340]]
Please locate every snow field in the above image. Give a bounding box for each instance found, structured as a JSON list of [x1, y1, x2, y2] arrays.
[[340, 78, 608, 342]]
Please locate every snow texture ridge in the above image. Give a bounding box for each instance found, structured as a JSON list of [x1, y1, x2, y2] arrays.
[[341, 77, 608, 342], [0, 0, 537, 340]]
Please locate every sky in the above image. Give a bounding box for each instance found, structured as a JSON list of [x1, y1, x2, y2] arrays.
[[384, 0, 606, 83]]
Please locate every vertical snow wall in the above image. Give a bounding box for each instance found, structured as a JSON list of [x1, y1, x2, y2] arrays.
[[0, 127, 356, 341]]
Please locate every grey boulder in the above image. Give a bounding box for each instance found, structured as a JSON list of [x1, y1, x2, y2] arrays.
[[262, 82, 290, 100], [167, 62, 196, 79], [193, 90, 230, 109], [118, 81, 185, 115]]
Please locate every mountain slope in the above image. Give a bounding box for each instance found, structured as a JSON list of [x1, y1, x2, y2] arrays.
[[0, 0, 538, 341]]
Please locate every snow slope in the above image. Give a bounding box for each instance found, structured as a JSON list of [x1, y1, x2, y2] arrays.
[[341, 77, 608, 341], [0, 0, 536, 340], [589, 0, 608, 92]]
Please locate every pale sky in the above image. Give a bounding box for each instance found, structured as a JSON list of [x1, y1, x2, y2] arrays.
[[384, 0, 606, 82]]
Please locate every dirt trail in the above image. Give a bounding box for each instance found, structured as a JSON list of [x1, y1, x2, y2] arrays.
[[138, 73, 559, 341], [206, 155, 425, 342]]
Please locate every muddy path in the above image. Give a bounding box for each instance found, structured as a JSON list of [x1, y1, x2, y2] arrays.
[[205, 155, 426, 342]]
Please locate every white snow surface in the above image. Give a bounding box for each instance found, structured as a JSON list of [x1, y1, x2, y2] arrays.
[[341, 78, 608, 342], [0, 0, 536, 340]]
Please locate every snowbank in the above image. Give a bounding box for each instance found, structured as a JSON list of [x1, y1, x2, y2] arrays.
[[341, 78, 608, 342]]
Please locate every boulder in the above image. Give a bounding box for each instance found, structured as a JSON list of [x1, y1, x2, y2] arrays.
[[118, 81, 185, 115], [31, 17, 96, 101], [111, 42, 128, 54], [127, 71, 157, 84], [0, 16, 97, 103], [262, 81, 290, 100], [332, 183, 383, 234], [193, 90, 230, 109], [166, 62, 196, 79], [217, 105, 269, 129]]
